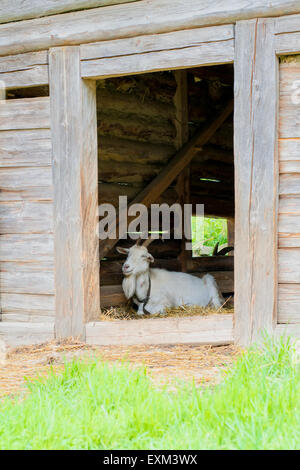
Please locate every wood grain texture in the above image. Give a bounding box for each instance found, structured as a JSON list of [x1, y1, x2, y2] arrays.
[[0, 129, 52, 167], [0, 201, 53, 233], [86, 314, 234, 346], [278, 283, 300, 323], [275, 323, 300, 339], [0, 0, 139, 24], [234, 19, 278, 346], [0, 322, 54, 346], [0, 263, 54, 294], [0, 50, 48, 89], [279, 63, 300, 138], [0, 1, 300, 56], [0, 97, 50, 130], [82, 40, 234, 79], [49, 46, 100, 340], [0, 234, 54, 262], [278, 248, 300, 283]]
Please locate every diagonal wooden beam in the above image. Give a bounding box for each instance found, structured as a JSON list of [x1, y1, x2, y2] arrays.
[[99, 99, 234, 258]]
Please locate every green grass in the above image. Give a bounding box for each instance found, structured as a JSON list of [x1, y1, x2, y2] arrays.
[[0, 337, 299, 450], [192, 216, 228, 256]]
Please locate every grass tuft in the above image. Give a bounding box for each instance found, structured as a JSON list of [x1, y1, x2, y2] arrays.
[[0, 337, 299, 450]]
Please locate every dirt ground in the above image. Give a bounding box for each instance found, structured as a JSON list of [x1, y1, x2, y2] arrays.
[[0, 339, 240, 399]]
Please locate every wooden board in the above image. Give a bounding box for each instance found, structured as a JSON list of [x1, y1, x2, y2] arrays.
[[0, 234, 54, 262], [0, 1, 300, 56], [0, 322, 54, 347], [0, 1, 139, 24], [86, 314, 234, 346], [278, 283, 300, 323], [278, 248, 300, 283], [0, 50, 48, 89], [0, 129, 52, 167], [0, 201, 53, 233], [234, 19, 278, 346], [0, 97, 50, 130], [0, 264, 54, 294], [49, 46, 100, 339]]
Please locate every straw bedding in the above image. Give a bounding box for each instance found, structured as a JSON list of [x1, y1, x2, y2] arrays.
[[0, 338, 239, 399]]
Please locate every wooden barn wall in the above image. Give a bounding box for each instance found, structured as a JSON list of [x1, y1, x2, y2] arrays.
[[278, 56, 300, 324], [0, 97, 55, 323]]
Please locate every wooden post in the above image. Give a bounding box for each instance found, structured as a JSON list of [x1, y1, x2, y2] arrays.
[[227, 218, 234, 256], [234, 19, 278, 346], [174, 70, 190, 272], [49, 46, 100, 340]]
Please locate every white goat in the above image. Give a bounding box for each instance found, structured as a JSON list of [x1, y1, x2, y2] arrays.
[[117, 240, 224, 315]]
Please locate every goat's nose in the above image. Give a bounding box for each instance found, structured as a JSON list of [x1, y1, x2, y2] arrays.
[[123, 263, 130, 270]]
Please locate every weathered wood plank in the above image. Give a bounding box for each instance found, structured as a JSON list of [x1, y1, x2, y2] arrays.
[[49, 46, 100, 339], [0, 167, 53, 196], [279, 138, 300, 161], [275, 13, 300, 34], [275, 323, 300, 339], [278, 283, 300, 323], [0, 1, 300, 56], [0, 1, 139, 24], [0, 263, 54, 294], [279, 160, 300, 173], [276, 31, 300, 54], [278, 248, 300, 283], [279, 235, 300, 248], [86, 314, 234, 346], [279, 63, 300, 138], [1, 313, 54, 323], [280, 174, 300, 195], [1, 293, 55, 314], [0, 50, 48, 89], [0, 322, 54, 346], [82, 40, 234, 79], [0, 97, 50, 130], [278, 214, 300, 235], [0, 234, 54, 262], [234, 19, 278, 346], [0, 129, 51, 167], [0, 201, 53, 233]]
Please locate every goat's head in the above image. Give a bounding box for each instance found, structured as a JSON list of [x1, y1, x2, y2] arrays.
[[116, 239, 154, 276]]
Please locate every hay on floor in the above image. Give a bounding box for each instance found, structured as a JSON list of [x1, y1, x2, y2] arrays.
[[99, 299, 234, 322]]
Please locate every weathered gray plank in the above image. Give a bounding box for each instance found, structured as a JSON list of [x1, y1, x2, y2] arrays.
[[276, 13, 300, 34], [279, 138, 300, 161], [0, 1, 300, 56], [1, 293, 55, 314], [276, 31, 300, 54], [0, 201, 53, 233], [82, 24, 233, 60], [278, 283, 300, 323], [0, 322, 54, 346], [0, 167, 53, 193], [280, 174, 300, 195], [279, 235, 300, 248], [0, 129, 51, 167], [82, 40, 234, 79], [275, 323, 300, 339], [49, 46, 100, 340], [0, 234, 54, 262], [278, 214, 300, 235], [234, 19, 278, 346], [279, 63, 300, 138], [0, 97, 50, 130], [0, 263, 54, 294], [0, 0, 139, 24], [0, 50, 48, 89], [86, 314, 234, 346], [1, 313, 54, 323], [278, 248, 300, 283]]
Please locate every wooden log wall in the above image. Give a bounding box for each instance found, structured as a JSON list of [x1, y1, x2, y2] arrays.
[[97, 67, 234, 307], [0, 97, 56, 324], [278, 55, 300, 324]]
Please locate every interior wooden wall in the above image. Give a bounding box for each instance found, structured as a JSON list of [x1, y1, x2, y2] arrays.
[[278, 55, 300, 324]]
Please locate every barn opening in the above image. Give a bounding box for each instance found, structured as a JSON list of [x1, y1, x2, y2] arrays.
[[96, 64, 234, 318]]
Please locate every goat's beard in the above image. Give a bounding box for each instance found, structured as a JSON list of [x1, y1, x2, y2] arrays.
[[122, 274, 136, 299]]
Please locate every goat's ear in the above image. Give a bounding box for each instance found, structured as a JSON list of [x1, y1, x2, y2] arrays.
[[116, 246, 129, 255], [147, 253, 154, 263]]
